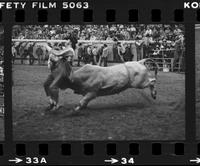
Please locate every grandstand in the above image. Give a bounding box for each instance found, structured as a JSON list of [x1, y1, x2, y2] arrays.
[[12, 25, 185, 71]]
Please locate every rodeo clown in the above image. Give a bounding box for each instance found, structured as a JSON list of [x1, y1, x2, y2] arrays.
[[44, 40, 75, 111]]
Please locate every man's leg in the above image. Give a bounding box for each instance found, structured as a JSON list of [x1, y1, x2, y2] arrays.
[[98, 56, 102, 66], [173, 50, 179, 70], [48, 66, 68, 110], [44, 74, 54, 97], [43, 73, 58, 110], [178, 50, 183, 71]]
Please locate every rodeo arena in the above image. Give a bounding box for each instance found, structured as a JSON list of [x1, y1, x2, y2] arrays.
[[12, 25, 185, 140]]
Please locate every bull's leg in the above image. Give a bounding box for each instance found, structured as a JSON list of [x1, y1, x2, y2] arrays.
[[44, 74, 55, 109], [74, 92, 97, 112], [49, 87, 60, 111]]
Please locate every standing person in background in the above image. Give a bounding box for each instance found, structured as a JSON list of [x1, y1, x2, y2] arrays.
[[67, 29, 78, 50], [173, 34, 184, 70], [98, 44, 109, 67], [112, 38, 120, 62], [86, 45, 93, 65], [117, 42, 125, 62], [143, 34, 151, 58], [91, 45, 98, 65], [77, 43, 84, 67], [130, 32, 137, 61], [135, 35, 144, 60], [122, 43, 132, 62], [130, 41, 137, 61]]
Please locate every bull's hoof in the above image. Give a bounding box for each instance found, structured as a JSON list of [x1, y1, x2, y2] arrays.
[[44, 103, 55, 112], [50, 105, 62, 113], [44, 104, 62, 114], [67, 105, 82, 116], [74, 105, 81, 112]]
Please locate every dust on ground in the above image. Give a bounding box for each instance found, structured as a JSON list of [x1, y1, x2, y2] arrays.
[[12, 64, 185, 140]]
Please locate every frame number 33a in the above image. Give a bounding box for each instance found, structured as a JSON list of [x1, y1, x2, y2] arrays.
[[26, 157, 47, 164]]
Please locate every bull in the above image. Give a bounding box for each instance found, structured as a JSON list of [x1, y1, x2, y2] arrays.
[[44, 53, 159, 113]]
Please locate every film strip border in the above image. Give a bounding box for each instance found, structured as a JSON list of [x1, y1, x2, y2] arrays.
[[0, 142, 199, 164], [0, 9, 198, 23], [0, 0, 198, 165], [0, 0, 197, 23]]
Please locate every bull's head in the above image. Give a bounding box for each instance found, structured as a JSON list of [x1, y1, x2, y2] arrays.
[[139, 58, 158, 100]]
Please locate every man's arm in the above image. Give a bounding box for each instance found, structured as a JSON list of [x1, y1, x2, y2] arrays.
[[51, 47, 75, 57], [50, 49, 68, 57]]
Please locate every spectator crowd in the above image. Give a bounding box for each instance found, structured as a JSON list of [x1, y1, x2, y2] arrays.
[[12, 24, 185, 70]]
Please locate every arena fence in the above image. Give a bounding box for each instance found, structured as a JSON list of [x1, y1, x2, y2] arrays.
[[12, 39, 185, 72], [149, 48, 185, 72], [12, 39, 136, 44], [145, 57, 182, 72]]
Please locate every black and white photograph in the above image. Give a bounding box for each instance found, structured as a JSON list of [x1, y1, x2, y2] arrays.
[[0, 26, 4, 140], [195, 25, 200, 139], [12, 24, 185, 140]]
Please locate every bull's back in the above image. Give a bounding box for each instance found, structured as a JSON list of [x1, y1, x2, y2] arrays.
[[72, 64, 105, 93], [71, 62, 149, 95], [72, 64, 129, 95]]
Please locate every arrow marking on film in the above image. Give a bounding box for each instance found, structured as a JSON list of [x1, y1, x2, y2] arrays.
[[104, 158, 118, 164], [8, 157, 23, 164], [190, 157, 200, 164]]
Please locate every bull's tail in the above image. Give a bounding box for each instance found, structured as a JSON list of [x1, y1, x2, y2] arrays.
[[138, 58, 159, 79]]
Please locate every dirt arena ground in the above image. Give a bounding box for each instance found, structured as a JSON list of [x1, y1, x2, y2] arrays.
[[12, 64, 185, 141]]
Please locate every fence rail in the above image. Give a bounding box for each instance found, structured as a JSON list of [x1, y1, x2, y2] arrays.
[[12, 39, 184, 72], [12, 39, 136, 44], [145, 58, 183, 72]]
